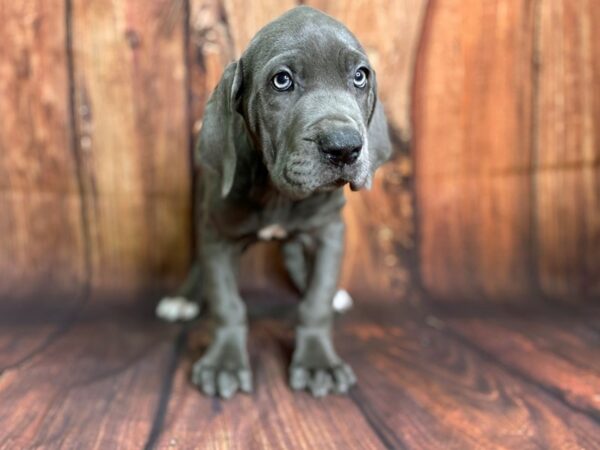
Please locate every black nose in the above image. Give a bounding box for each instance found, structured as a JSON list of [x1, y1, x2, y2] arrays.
[[318, 127, 363, 166]]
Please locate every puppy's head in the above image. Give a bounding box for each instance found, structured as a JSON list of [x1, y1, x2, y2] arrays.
[[201, 6, 389, 199]]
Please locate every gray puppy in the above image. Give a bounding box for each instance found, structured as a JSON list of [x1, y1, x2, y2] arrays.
[[167, 6, 392, 398]]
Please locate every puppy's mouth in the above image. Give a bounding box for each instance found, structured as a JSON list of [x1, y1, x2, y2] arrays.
[[326, 179, 348, 189], [319, 177, 364, 192]]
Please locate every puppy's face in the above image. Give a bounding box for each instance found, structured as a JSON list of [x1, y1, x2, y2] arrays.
[[239, 8, 377, 199]]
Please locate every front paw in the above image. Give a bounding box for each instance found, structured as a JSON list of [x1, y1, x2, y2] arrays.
[[191, 325, 252, 399], [289, 326, 357, 397]]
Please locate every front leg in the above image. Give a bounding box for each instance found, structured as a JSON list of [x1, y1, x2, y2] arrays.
[[290, 220, 357, 397], [191, 227, 251, 399]]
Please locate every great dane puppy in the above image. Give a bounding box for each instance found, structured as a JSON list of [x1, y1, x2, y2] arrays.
[[164, 6, 392, 398]]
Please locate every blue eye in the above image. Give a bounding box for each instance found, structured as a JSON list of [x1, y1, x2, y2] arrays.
[[353, 68, 368, 88], [272, 71, 293, 91]]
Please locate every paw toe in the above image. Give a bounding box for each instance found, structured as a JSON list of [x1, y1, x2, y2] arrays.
[[333, 366, 350, 393], [192, 364, 217, 396], [217, 371, 238, 399], [342, 363, 357, 385], [238, 369, 253, 393], [290, 366, 309, 390], [310, 370, 334, 397]]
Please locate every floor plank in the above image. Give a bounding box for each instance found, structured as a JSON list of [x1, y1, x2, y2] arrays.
[[1, 295, 599, 449], [439, 310, 600, 418], [154, 319, 385, 450], [0, 301, 179, 450], [338, 309, 600, 450]]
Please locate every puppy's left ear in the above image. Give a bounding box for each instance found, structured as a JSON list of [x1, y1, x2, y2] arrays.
[[196, 61, 244, 197], [366, 71, 393, 185], [367, 68, 379, 126]]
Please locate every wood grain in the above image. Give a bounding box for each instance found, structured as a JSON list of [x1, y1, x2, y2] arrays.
[[1, 295, 599, 449], [443, 314, 600, 417], [71, 0, 192, 291], [413, 0, 600, 304], [413, 0, 539, 302], [0, 0, 87, 297], [188, 0, 297, 292], [187, 0, 426, 297], [0, 300, 178, 449], [306, 0, 427, 297], [339, 306, 600, 449], [154, 319, 385, 450], [1, 0, 599, 303], [535, 0, 600, 301]]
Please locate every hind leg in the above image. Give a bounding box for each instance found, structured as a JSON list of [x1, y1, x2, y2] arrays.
[[156, 263, 202, 322], [282, 234, 353, 313], [282, 234, 316, 294]]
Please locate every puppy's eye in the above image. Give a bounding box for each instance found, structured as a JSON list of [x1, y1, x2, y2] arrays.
[[272, 71, 293, 91], [353, 68, 368, 88]]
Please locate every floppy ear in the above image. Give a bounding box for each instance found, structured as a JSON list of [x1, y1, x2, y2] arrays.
[[366, 99, 393, 186], [195, 61, 244, 197], [366, 68, 379, 126]]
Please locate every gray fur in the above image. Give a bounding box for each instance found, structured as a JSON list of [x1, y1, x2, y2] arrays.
[[178, 6, 392, 398]]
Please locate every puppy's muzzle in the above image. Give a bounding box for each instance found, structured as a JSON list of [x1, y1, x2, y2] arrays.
[[318, 127, 362, 167]]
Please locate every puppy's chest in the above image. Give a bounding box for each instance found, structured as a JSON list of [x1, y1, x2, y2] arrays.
[[254, 201, 317, 240], [218, 191, 345, 240]]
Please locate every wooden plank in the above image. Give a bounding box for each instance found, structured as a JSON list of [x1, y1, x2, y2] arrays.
[[413, 0, 538, 302], [188, 1, 426, 297], [306, 0, 427, 136], [154, 318, 385, 450], [0, 290, 87, 372], [340, 307, 600, 449], [535, 0, 600, 301], [188, 0, 296, 292], [71, 0, 191, 291], [442, 314, 600, 417], [0, 0, 87, 297], [0, 301, 179, 449], [305, 0, 427, 297], [2, 295, 600, 448]]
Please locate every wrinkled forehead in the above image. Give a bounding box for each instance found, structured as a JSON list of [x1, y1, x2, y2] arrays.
[[242, 16, 368, 80]]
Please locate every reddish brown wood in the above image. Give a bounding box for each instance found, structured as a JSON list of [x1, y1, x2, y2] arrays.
[[188, 0, 298, 292], [342, 311, 600, 449], [413, 0, 538, 302], [0, 0, 87, 297], [535, 0, 600, 301], [155, 319, 385, 450], [444, 314, 600, 416], [71, 0, 192, 291], [1, 296, 599, 449], [2, 0, 599, 304], [0, 301, 177, 449], [413, 0, 600, 304], [187, 1, 425, 297], [305, 0, 427, 297]]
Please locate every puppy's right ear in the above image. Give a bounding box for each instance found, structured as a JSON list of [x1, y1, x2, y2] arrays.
[[195, 61, 243, 198]]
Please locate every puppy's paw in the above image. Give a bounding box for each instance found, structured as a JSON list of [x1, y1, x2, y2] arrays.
[[192, 364, 253, 399], [191, 325, 252, 398], [290, 362, 356, 397], [156, 296, 199, 322], [289, 325, 357, 397], [332, 289, 353, 313]]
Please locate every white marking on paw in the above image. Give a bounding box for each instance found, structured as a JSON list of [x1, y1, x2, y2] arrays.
[[333, 289, 353, 313], [156, 296, 199, 322], [258, 223, 288, 240]]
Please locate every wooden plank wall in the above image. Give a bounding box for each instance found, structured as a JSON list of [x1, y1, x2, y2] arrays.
[[0, 0, 598, 304], [187, 0, 424, 297], [413, 0, 600, 304], [0, 0, 423, 301], [0, 0, 87, 299], [70, 0, 191, 292]]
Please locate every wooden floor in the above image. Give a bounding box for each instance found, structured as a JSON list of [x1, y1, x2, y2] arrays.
[[1, 289, 599, 450]]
